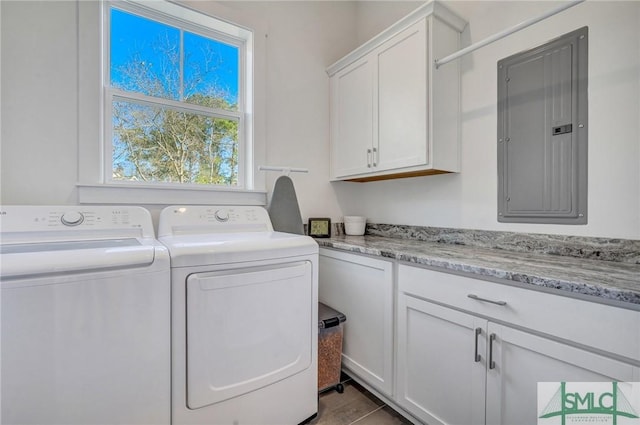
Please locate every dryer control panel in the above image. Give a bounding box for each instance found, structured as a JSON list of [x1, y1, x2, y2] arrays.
[[158, 206, 273, 237]]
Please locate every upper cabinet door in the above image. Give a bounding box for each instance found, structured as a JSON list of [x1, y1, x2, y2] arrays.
[[376, 19, 428, 172], [330, 57, 374, 178], [327, 2, 466, 182]]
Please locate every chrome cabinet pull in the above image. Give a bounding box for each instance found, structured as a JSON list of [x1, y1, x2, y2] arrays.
[[489, 333, 497, 369], [474, 327, 482, 362], [367, 149, 372, 167], [467, 294, 507, 306], [372, 147, 378, 166]]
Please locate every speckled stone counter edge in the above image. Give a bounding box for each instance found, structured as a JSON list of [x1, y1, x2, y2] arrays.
[[343, 223, 640, 264], [316, 236, 640, 308], [309, 223, 640, 307]]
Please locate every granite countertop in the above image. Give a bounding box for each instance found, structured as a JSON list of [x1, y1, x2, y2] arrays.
[[316, 233, 640, 309]]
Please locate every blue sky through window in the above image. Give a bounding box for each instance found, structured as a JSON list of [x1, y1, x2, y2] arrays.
[[110, 7, 239, 107], [108, 6, 241, 186]]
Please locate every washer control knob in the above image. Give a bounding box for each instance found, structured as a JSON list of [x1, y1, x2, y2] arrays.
[[214, 209, 229, 222], [61, 211, 84, 226]]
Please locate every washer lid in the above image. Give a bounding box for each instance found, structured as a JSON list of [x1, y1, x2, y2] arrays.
[[159, 231, 318, 267], [0, 239, 156, 279]]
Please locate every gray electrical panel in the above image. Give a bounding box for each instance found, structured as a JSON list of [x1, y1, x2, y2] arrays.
[[497, 27, 588, 224]]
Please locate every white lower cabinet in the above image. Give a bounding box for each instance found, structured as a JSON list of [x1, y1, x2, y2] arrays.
[[485, 324, 639, 425], [318, 253, 640, 424], [397, 264, 640, 425], [318, 248, 394, 396], [396, 296, 486, 425]]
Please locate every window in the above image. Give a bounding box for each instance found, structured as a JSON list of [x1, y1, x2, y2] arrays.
[[104, 1, 251, 188]]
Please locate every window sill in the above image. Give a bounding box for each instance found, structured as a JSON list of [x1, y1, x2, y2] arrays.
[[77, 183, 267, 206]]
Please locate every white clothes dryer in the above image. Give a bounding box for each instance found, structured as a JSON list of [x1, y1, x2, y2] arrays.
[[158, 205, 318, 425], [0, 206, 170, 425]]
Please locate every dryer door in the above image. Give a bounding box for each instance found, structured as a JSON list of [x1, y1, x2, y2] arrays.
[[186, 261, 313, 409]]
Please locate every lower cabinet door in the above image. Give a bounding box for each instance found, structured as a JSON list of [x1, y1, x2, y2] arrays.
[[485, 323, 640, 425], [318, 249, 394, 396], [396, 294, 487, 425]]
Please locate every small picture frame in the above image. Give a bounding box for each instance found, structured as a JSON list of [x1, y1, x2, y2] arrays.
[[308, 217, 331, 238]]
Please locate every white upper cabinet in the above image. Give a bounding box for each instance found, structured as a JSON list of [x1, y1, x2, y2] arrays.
[[327, 2, 466, 182], [330, 57, 374, 178], [376, 19, 428, 173]]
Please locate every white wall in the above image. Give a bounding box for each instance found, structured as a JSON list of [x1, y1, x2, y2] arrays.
[[334, 0, 640, 239], [0, 0, 356, 225], [223, 1, 421, 224], [1, 1, 79, 205], [215, 1, 358, 223], [2, 1, 639, 239], [355, 1, 422, 45]]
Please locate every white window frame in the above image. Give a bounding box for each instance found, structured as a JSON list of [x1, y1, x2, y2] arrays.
[[78, 0, 266, 205], [105, 1, 247, 188]]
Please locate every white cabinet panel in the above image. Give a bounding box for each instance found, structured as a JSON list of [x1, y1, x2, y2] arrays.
[[397, 294, 486, 425], [398, 264, 640, 361], [318, 252, 639, 424], [486, 324, 640, 425], [376, 19, 428, 172], [397, 263, 640, 425], [318, 249, 394, 396], [327, 3, 465, 182], [330, 58, 374, 178]]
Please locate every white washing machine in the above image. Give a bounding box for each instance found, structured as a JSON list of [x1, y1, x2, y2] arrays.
[[0, 205, 170, 425], [158, 205, 318, 425]]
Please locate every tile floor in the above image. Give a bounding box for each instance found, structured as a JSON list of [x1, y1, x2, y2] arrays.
[[309, 375, 413, 425]]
